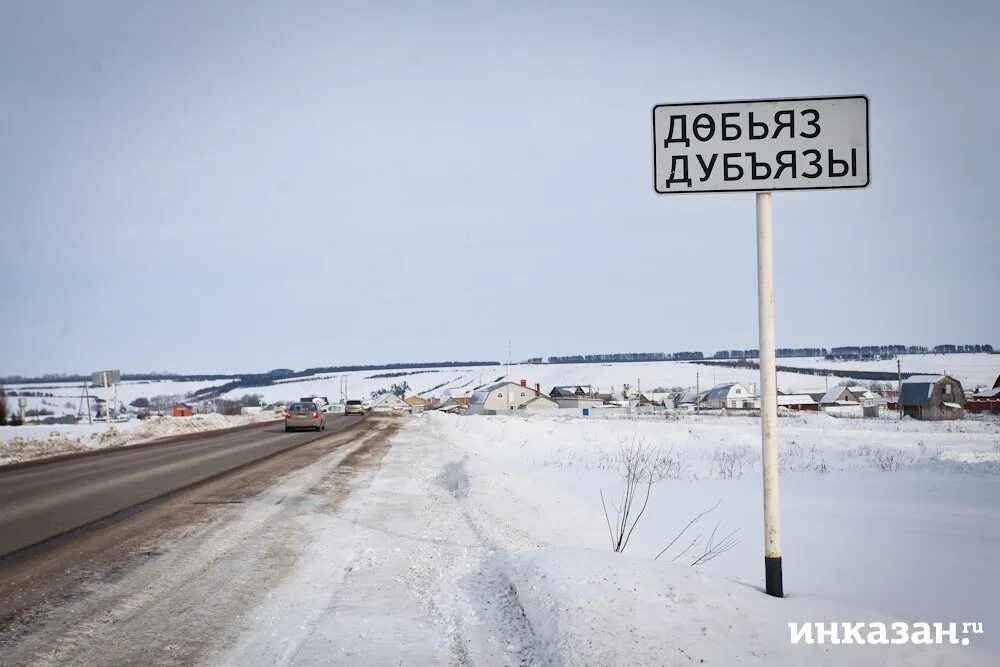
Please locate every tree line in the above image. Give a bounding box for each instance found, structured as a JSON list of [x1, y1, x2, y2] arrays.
[[531, 344, 995, 365]]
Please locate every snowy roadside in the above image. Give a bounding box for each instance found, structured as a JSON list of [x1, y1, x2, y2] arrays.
[[214, 412, 997, 665], [0, 412, 282, 466]]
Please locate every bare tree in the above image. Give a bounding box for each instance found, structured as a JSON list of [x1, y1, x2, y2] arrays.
[[0, 386, 7, 426], [600, 437, 673, 553]]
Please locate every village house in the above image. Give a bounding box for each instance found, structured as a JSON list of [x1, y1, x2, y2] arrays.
[[705, 383, 754, 409], [900, 375, 966, 420], [467, 380, 542, 414], [518, 394, 559, 413], [172, 402, 194, 417], [436, 396, 469, 413], [548, 385, 605, 410], [966, 374, 1000, 413], [403, 395, 429, 412], [673, 389, 710, 410], [750, 394, 819, 411], [818, 386, 864, 407], [368, 392, 410, 413]]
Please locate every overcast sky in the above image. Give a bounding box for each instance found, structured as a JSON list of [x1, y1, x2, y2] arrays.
[[2, 1, 998, 376]]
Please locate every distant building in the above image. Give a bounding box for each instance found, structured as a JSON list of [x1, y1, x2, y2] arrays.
[[674, 389, 711, 410], [467, 380, 542, 414], [705, 383, 753, 409], [900, 375, 965, 420], [368, 393, 410, 413], [750, 394, 819, 411], [549, 385, 598, 399], [403, 395, 429, 412], [819, 386, 863, 407], [967, 385, 1000, 414], [172, 402, 193, 417], [519, 394, 559, 413], [436, 396, 468, 413]]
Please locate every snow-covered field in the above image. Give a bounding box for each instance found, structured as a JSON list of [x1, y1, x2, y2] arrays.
[[415, 410, 1000, 658], [1, 378, 238, 420], [773, 353, 1000, 390], [0, 412, 280, 466]]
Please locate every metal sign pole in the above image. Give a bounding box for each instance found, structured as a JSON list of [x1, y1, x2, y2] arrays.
[[103, 372, 111, 429], [756, 191, 783, 597]]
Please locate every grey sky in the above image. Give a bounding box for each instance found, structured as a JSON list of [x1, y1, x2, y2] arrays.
[[2, 1, 997, 376]]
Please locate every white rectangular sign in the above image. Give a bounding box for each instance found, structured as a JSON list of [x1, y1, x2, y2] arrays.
[[91, 369, 121, 386], [653, 95, 869, 194]]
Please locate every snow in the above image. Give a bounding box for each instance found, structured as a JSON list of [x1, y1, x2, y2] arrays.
[[776, 354, 999, 389], [904, 374, 947, 384], [421, 411, 1000, 654], [505, 548, 990, 666], [0, 412, 281, 466], [205, 410, 999, 664]]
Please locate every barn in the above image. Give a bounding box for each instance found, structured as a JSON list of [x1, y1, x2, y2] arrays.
[[899, 375, 966, 421]]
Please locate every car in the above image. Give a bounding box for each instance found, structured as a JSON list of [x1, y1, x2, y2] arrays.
[[284, 402, 326, 432], [345, 400, 364, 416]]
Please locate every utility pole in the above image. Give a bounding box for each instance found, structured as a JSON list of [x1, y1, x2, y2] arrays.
[[695, 372, 700, 412], [897, 358, 903, 418]]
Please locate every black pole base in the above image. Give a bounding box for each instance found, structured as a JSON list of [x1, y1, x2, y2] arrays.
[[765, 556, 784, 598]]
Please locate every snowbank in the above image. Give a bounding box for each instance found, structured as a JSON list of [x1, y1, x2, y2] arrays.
[[0, 412, 281, 466], [505, 548, 989, 666]]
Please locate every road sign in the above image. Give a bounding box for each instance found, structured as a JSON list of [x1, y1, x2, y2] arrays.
[[91, 370, 121, 386], [651, 94, 871, 599], [652, 95, 869, 194]]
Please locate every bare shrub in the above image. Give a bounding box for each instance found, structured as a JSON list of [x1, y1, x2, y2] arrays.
[[655, 501, 741, 566], [841, 444, 915, 471], [709, 445, 758, 479], [870, 447, 914, 472], [780, 440, 829, 474]]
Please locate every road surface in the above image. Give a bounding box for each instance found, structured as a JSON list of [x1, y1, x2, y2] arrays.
[[0, 415, 364, 559]]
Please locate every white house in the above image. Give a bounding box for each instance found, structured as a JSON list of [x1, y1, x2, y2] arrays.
[[705, 383, 753, 409], [819, 386, 862, 407], [467, 381, 542, 414], [368, 392, 410, 413]]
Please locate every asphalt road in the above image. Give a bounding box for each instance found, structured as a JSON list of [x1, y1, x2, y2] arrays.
[[0, 415, 365, 559]]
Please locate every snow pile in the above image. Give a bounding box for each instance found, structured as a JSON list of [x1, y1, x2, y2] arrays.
[[504, 548, 987, 666], [0, 412, 281, 466]]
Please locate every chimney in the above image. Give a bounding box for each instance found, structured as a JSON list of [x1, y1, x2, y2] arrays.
[[535, 383, 541, 395], [520, 379, 527, 386]]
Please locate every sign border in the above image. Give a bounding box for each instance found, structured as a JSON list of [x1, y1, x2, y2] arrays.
[[652, 94, 870, 195]]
